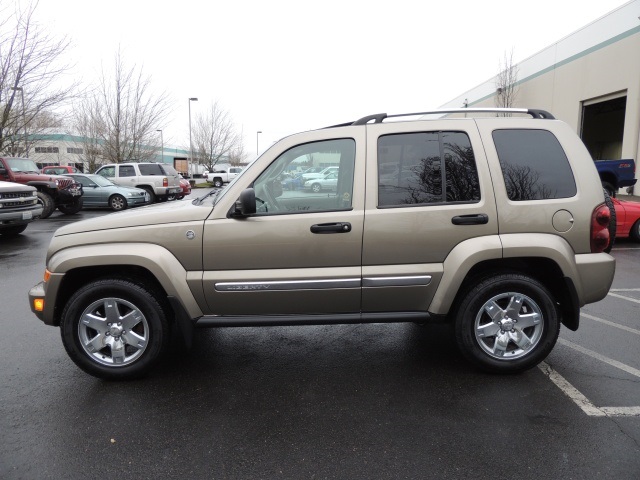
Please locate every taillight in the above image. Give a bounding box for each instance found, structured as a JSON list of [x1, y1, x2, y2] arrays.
[[591, 204, 611, 253], [163, 177, 168, 187]]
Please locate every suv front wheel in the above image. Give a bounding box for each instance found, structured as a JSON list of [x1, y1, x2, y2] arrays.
[[454, 273, 560, 373], [60, 278, 170, 379]]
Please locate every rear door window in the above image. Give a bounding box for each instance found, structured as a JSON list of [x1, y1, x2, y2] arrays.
[[377, 131, 480, 207], [492, 129, 576, 200]]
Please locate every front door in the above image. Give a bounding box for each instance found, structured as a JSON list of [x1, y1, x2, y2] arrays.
[[201, 131, 366, 316]]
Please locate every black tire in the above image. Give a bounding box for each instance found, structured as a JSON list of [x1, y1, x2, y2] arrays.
[[176, 195, 184, 200], [212, 177, 223, 188], [143, 187, 156, 203], [603, 189, 616, 253], [36, 191, 55, 219], [311, 183, 322, 193], [630, 219, 640, 242], [58, 197, 83, 215], [454, 273, 560, 373], [60, 278, 170, 379], [602, 181, 616, 198], [0, 224, 28, 237], [109, 194, 127, 211]]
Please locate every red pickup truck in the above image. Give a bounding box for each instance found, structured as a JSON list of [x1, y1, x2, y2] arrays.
[[0, 157, 83, 219]]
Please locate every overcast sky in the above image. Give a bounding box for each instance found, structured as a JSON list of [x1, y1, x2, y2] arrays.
[[35, 0, 630, 158]]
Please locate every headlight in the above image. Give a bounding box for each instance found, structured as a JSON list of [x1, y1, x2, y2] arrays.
[[127, 192, 134, 197], [32, 191, 37, 196]]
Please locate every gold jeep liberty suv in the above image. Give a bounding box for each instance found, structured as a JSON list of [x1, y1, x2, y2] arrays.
[[29, 108, 616, 379]]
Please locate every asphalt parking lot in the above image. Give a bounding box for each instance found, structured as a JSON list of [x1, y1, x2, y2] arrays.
[[1, 197, 639, 479]]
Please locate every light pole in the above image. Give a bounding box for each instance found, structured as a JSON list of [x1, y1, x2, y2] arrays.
[[256, 131, 262, 156], [156, 129, 163, 164], [10, 86, 27, 157], [188, 97, 198, 178]]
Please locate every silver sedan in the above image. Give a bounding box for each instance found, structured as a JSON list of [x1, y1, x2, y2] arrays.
[[68, 174, 150, 211]]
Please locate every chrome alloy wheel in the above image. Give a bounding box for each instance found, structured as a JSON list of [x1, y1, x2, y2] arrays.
[[474, 292, 543, 360], [77, 297, 149, 367]]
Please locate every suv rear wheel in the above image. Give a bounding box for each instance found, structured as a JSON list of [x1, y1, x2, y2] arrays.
[[60, 279, 170, 379], [454, 273, 560, 373]]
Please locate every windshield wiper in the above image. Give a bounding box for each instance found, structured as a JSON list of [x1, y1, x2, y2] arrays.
[[193, 187, 222, 205]]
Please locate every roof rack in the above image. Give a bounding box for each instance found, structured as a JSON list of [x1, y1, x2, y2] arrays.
[[351, 108, 555, 125]]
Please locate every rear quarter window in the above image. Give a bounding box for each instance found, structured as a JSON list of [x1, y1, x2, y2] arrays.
[[492, 129, 576, 200], [139, 164, 164, 175]]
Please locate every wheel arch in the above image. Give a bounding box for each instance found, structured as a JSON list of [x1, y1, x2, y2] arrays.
[[44, 244, 203, 326], [428, 234, 582, 330]]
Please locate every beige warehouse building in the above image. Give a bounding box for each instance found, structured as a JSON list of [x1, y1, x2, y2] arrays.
[[442, 0, 640, 195]]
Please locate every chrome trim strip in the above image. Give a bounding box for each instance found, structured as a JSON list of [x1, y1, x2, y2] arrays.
[[215, 278, 361, 292], [363, 275, 432, 287]]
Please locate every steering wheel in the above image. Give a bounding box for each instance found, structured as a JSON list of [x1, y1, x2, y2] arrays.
[[256, 179, 283, 212]]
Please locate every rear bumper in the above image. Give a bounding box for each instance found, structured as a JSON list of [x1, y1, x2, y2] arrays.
[[575, 252, 616, 305]]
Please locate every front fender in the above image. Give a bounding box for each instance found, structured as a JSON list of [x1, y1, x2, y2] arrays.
[[42, 243, 203, 325]]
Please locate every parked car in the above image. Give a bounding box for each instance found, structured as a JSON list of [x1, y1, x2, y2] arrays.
[[41, 165, 80, 175], [595, 159, 636, 197], [0, 181, 43, 237], [67, 174, 150, 211], [301, 166, 339, 180], [94, 162, 181, 203], [0, 157, 83, 218], [613, 197, 640, 241], [29, 108, 616, 379], [177, 175, 192, 200], [304, 171, 339, 192], [206, 166, 243, 187]]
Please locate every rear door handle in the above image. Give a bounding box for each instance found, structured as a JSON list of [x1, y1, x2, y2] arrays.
[[310, 222, 352, 234], [451, 214, 489, 225]]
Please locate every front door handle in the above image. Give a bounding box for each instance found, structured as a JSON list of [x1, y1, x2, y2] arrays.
[[310, 222, 352, 234], [451, 214, 489, 225]]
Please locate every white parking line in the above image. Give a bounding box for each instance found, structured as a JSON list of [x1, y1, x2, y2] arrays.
[[538, 339, 640, 417], [607, 292, 640, 304], [581, 313, 640, 335], [539, 362, 605, 416], [557, 338, 640, 378], [610, 288, 640, 292]]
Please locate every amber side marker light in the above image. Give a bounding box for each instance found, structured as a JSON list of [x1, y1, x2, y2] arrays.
[[33, 298, 44, 312], [43, 269, 51, 282]]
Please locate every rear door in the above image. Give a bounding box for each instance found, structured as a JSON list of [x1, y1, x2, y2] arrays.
[[361, 120, 499, 313]]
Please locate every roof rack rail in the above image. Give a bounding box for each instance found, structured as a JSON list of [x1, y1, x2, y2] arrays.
[[351, 108, 555, 125]]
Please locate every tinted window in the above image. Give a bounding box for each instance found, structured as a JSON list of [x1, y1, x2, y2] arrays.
[[493, 129, 576, 200], [378, 131, 480, 207], [253, 139, 355, 215], [119, 165, 136, 177], [138, 164, 164, 175]]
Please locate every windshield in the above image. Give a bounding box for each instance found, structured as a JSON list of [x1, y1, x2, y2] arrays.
[[6, 158, 40, 173], [209, 158, 257, 206]]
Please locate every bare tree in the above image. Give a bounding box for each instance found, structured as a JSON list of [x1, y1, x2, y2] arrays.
[[192, 101, 243, 171], [495, 49, 519, 115], [0, 1, 76, 156], [88, 49, 171, 164], [71, 93, 105, 172]]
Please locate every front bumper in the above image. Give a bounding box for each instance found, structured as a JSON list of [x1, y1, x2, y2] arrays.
[[28, 281, 46, 322], [0, 205, 43, 224]]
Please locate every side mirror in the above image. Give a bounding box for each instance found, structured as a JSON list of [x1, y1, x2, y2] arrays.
[[233, 188, 256, 217]]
